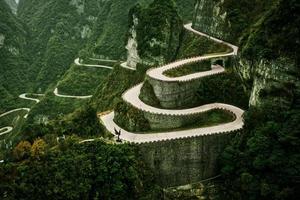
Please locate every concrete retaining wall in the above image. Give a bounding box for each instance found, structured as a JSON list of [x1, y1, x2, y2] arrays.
[[138, 131, 238, 187]]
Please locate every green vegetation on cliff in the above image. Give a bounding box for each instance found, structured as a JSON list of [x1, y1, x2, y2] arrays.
[[220, 104, 300, 200], [115, 101, 150, 132], [22, 104, 102, 142], [90, 65, 146, 112], [0, 0, 31, 112], [216, 1, 300, 199], [163, 60, 211, 77], [196, 70, 249, 109], [0, 139, 161, 199], [58, 65, 111, 96], [130, 0, 183, 64], [240, 0, 300, 61]]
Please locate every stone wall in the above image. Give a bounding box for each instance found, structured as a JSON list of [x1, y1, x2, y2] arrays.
[[145, 58, 228, 109], [144, 111, 200, 130], [137, 131, 238, 187], [147, 77, 201, 109]]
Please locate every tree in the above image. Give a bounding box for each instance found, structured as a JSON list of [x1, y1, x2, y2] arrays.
[[13, 141, 31, 161], [30, 138, 47, 160]]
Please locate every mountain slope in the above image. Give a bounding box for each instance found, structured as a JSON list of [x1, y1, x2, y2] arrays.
[[4, 0, 17, 14], [0, 0, 30, 112]]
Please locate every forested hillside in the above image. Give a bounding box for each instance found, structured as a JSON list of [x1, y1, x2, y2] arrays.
[[16, 0, 195, 93], [6, 0, 195, 128], [220, 1, 300, 199], [0, 0, 30, 112]]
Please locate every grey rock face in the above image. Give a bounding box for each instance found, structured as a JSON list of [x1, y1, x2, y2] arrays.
[[193, 0, 229, 41], [248, 58, 297, 107], [125, 15, 141, 70]]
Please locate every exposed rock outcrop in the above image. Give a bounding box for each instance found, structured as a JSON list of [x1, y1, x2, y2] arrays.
[[125, 0, 183, 68]]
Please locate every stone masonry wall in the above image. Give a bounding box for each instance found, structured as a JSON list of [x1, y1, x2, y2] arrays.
[[144, 111, 200, 130], [143, 108, 235, 131], [138, 131, 238, 187], [147, 77, 201, 109]]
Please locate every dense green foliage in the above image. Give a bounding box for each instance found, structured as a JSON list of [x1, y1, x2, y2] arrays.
[[114, 101, 150, 132], [215, 1, 300, 199], [4, 0, 17, 14], [82, 0, 194, 59], [221, 0, 275, 43], [164, 60, 211, 77], [53, 105, 103, 138], [220, 104, 300, 200], [196, 70, 249, 109], [0, 0, 31, 112], [220, 0, 299, 61], [240, 0, 300, 61], [90, 65, 145, 112], [21, 101, 100, 141], [176, 29, 231, 59], [58, 65, 111, 96], [18, 0, 100, 92], [0, 139, 161, 199]]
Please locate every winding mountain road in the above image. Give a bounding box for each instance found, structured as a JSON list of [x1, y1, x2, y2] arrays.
[[0, 57, 113, 138], [0, 127, 13, 136], [100, 23, 244, 144], [19, 93, 44, 103], [1, 56, 114, 136], [120, 62, 136, 71], [53, 88, 92, 99], [74, 58, 113, 69], [0, 93, 44, 136], [53, 58, 113, 99], [88, 58, 118, 63], [0, 108, 30, 136]]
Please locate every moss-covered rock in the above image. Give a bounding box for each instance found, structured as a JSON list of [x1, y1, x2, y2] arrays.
[[114, 101, 150, 132], [127, 0, 183, 67]]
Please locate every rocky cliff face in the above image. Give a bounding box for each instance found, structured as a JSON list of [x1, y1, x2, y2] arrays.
[[192, 0, 229, 41], [192, 0, 299, 107], [241, 58, 298, 107], [125, 14, 141, 69], [125, 0, 183, 68]]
